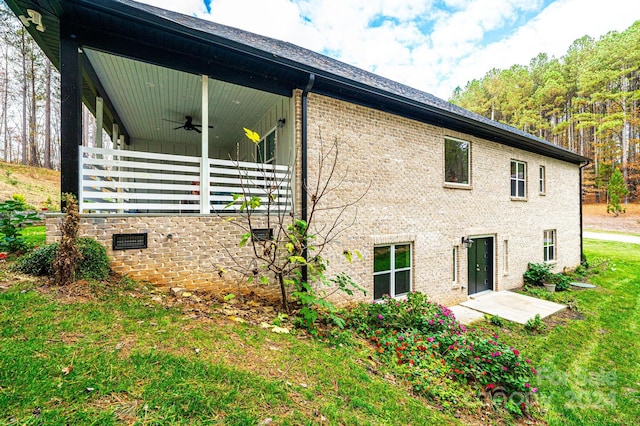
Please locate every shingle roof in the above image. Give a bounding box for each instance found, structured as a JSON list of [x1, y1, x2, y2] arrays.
[[116, 0, 588, 164], [5, 0, 589, 164]]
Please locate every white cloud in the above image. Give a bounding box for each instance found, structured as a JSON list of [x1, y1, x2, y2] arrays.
[[137, 0, 640, 99]]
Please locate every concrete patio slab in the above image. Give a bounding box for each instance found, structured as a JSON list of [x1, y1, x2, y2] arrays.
[[459, 291, 566, 325], [449, 305, 486, 325]]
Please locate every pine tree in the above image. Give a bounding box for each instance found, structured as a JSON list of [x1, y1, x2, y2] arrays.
[[607, 168, 629, 217]]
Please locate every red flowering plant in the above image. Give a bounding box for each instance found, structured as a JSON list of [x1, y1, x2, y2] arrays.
[[346, 292, 462, 337], [345, 292, 537, 416], [434, 329, 537, 414]]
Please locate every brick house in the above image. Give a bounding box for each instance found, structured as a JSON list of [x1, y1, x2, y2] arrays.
[[7, 0, 589, 306]]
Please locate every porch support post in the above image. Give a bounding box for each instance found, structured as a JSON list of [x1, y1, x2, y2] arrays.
[[59, 22, 82, 204], [200, 74, 210, 213], [95, 97, 103, 148]]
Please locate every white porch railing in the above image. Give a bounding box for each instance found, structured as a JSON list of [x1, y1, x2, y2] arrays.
[[79, 146, 292, 214]]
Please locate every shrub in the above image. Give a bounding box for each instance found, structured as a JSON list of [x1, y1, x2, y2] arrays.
[[14, 243, 58, 276], [346, 292, 537, 415], [0, 198, 40, 253], [347, 292, 462, 336], [490, 315, 505, 326], [14, 238, 110, 281], [525, 314, 546, 333], [77, 238, 111, 280], [548, 272, 571, 291], [523, 262, 553, 286]]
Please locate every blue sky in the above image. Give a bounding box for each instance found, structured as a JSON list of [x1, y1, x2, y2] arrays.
[[139, 0, 640, 99]]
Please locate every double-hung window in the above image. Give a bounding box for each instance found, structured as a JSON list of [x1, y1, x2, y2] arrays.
[[510, 160, 527, 198], [544, 230, 556, 262], [444, 137, 470, 185], [539, 166, 546, 195], [373, 244, 411, 300]]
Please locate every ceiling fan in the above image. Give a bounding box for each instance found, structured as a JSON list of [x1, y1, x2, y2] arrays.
[[163, 116, 213, 134]]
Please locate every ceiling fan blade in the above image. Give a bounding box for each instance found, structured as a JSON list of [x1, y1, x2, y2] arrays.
[[163, 118, 184, 124], [193, 127, 202, 134], [192, 124, 214, 129], [173, 125, 183, 130]]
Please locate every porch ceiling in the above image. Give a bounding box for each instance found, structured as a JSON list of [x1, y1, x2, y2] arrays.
[[84, 49, 284, 152]]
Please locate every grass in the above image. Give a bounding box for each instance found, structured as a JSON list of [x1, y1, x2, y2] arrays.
[[480, 239, 640, 425], [583, 228, 640, 237], [20, 225, 46, 247], [0, 278, 457, 425], [1, 239, 638, 424]]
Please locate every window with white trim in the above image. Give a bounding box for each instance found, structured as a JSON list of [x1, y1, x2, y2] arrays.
[[452, 246, 458, 283], [444, 137, 470, 185], [373, 244, 412, 299], [539, 166, 546, 195], [544, 230, 556, 262], [510, 160, 527, 198], [257, 128, 276, 164], [503, 240, 509, 274]]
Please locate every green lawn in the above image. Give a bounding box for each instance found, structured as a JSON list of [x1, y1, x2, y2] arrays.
[[0, 278, 456, 425], [1, 239, 638, 424], [584, 228, 640, 237], [20, 225, 46, 247], [483, 239, 640, 425]]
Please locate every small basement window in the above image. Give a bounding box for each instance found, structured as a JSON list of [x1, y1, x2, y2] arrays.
[[544, 229, 556, 263], [112, 233, 148, 250], [373, 244, 412, 300]]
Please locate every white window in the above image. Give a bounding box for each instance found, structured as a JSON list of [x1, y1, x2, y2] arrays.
[[444, 137, 470, 186], [503, 240, 509, 274], [544, 230, 556, 262], [510, 160, 527, 198], [373, 244, 412, 299], [539, 166, 546, 195], [257, 128, 276, 164], [452, 246, 458, 283]]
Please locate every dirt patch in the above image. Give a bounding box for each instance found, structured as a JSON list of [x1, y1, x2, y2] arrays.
[[0, 161, 60, 209], [583, 203, 640, 233], [544, 306, 584, 328]]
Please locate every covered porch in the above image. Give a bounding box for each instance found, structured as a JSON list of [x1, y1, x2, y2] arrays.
[[76, 48, 295, 215]]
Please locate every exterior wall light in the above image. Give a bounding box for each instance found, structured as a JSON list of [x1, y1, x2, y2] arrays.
[[277, 118, 286, 128], [462, 236, 474, 248]]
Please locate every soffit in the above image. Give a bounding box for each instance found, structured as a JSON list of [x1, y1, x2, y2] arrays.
[[84, 49, 284, 150]]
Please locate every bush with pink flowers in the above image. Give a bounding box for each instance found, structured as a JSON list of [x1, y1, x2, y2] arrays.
[[346, 292, 537, 415]]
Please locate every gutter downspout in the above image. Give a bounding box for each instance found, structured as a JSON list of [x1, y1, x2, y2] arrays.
[[579, 160, 591, 264], [301, 73, 315, 284]]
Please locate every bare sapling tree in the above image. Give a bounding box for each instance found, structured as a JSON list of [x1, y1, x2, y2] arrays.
[[224, 128, 369, 328]]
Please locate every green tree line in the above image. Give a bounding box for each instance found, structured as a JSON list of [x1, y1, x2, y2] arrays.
[[450, 21, 640, 203]]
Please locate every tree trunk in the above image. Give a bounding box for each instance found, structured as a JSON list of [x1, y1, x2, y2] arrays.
[[277, 273, 290, 314], [1, 41, 8, 162], [28, 44, 39, 167], [21, 30, 27, 164], [44, 60, 51, 169]]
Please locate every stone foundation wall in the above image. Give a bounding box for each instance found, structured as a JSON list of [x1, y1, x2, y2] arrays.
[[45, 214, 284, 300]]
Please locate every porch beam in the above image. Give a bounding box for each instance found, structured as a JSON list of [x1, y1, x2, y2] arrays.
[[200, 74, 210, 213], [60, 22, 82, 203]]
